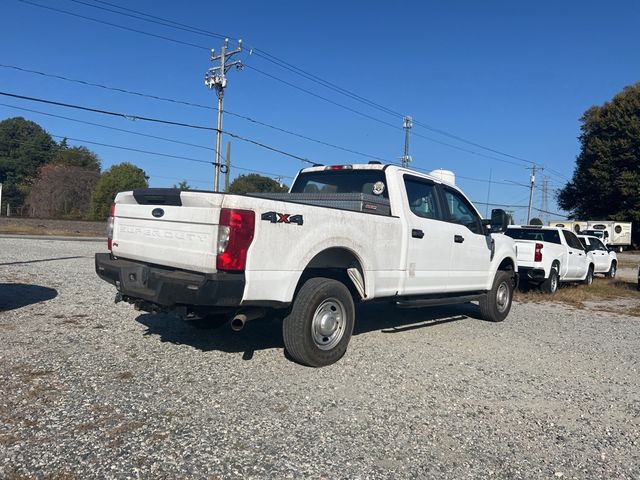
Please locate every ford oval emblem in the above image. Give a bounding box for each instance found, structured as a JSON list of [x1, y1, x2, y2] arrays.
[[152, 208, 165, 218]]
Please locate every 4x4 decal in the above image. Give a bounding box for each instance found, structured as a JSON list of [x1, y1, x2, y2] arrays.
[[261, 211, 304, 226]]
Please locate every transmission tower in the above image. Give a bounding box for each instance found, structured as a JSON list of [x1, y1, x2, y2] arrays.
[[540, 176, 550, 223], [205, 38, 243, 191], [401, 116, 412, 168]]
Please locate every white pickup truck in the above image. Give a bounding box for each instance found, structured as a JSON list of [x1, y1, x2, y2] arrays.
[[505, 226, 594, 294], [95, 163, 518, 367]]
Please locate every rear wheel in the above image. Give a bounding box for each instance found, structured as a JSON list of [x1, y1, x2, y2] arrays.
[[606, 261, 617, 278], [583, 265, 594, 285], [283, 277, 355, 367], [541, 266, 559, 294], [479, 270, 513, 322]]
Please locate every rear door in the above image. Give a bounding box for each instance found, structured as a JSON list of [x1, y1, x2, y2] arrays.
[[440, 186, 492, 291], [590, 238, 610, 272], [401, 175, 453, 295], [112, 189, 223, 274], [562, 230, 588, 279]]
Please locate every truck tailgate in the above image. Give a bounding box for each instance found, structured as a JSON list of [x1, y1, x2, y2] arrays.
[[111, 190, 223, 274], [513, 240, 536, 267]]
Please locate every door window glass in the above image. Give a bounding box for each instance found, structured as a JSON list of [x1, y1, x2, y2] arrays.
[[443, 188, 482, 234], [563, 230, 584, 250], [404, 177, 441, 220]]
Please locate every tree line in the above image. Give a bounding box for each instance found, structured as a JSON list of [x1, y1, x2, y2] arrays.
[[558, 82, 640, 244], [0, 117, 288, 221], [0, 117, 148, 220]]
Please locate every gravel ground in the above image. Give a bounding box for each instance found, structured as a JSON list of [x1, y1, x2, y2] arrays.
[[1, 238, 639, 479]]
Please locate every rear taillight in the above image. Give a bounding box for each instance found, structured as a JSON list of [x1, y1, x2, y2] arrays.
[[216, 208, 255, 272], [107, 203, 116, 251], [534, 242, 543, 262]]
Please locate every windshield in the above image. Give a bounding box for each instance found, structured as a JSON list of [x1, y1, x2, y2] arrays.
[[291, 169, 389, 198], [585, 230, 604, 238], [505, 228, 561, 244]]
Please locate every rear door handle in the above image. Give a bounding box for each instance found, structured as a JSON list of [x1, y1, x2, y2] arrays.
[[454, 235, 464, 243], [412, 229, 424, 239]]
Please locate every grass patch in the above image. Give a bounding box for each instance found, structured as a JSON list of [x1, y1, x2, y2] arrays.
[[0, 224, 96, 237], [516, 278, 640, 314]]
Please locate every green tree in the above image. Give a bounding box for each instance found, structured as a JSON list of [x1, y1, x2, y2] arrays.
[[228, 174, 288, 195], [529, 217, 543, 226], [0, 117, 57, 212], [54, 145, 101, 172], [89, 163, 148, 220], [558, 82, 640, 242], [172, 180, 191, 190]]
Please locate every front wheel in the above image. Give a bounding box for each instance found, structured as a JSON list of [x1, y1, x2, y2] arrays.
[[283, 277, 355, 367], [478, 270, 514, 322]]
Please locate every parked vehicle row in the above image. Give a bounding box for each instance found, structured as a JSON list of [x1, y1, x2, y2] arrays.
[[548, 219, 632, 252], [503, 225, 618, 294]]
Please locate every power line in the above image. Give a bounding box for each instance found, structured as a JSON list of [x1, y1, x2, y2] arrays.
[[0, 63, 390, 163], [65, 0, 546, 168], [17, 0, 209, 50], [49, 135, 212, 164], [1, 102, 214, 151], [0, 90, 316, 165], [12, 134, 293, 182], [0, 96, 534, 190], [18, 0, 551, 173]]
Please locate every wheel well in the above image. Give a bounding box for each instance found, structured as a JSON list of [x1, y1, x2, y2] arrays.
[[497, 258, 515, 272], [611, 259, 617, 267], [296, 248, 364, 300]]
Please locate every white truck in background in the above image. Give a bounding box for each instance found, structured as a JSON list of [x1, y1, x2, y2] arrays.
[[548, 220, 632, 252], [505, 225, 594, 294], [95, 163, 519, 367]]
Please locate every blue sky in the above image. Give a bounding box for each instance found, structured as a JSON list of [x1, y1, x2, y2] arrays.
[[1, 0, 639, 223]]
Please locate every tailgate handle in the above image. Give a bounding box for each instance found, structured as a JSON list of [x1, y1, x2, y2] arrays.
[[412, 229, 424, 239], [454, 235, 465, 243]]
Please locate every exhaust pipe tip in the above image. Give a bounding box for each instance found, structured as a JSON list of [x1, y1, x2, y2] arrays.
[[230, 316, 246, 331]]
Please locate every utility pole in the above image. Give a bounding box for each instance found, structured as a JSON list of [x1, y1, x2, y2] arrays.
[[526, 165, 542, 224], [205, 38, 243, 191], [401, 116, 412, 168], [224, 141, 231, 192]]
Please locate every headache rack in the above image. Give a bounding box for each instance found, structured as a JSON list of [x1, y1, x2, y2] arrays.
[[250, 192, 391, 216]]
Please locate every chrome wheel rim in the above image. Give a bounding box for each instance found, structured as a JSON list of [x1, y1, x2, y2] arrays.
[[496, 282, 510, 313], [587, 270, 593, 284], [312, 298, 346, 350], [550, 273, 558, 292], [611, 265, 616, 278]]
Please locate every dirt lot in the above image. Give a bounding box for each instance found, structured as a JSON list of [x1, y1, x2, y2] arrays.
[[1, 238, 639, 479]]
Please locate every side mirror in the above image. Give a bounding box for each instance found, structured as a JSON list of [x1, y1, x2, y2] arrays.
[[489, 209, 509, 233]]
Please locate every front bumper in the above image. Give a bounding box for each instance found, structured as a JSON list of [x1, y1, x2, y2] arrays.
[[518, 266, 546, 282], [95, 253, 245, 307]]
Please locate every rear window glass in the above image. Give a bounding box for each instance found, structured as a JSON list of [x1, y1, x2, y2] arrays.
[[505, 228, 561, 244], [291, 170, 388, 198]]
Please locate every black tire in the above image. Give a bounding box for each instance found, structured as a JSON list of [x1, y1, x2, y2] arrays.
[[605, 261, 617, 278], [283, 277, 355, 367], [583, 265, 594, 285], [479, 270, 513, 322], [186, 314, 229, 330], [541, 265, 559, 294]]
